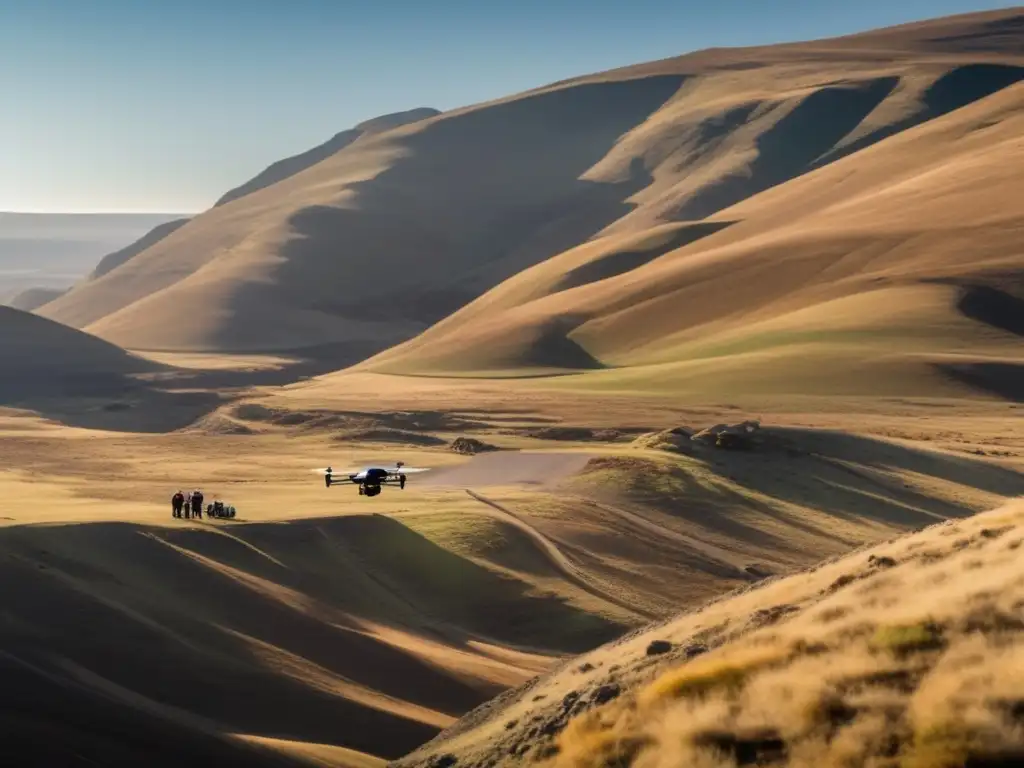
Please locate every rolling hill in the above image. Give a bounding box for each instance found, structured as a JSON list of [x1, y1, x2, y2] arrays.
[[7, 286, 68, 311], [0, 305, 157, 402], [88, 217, 192, 279], [36, 8, 1024, 372], [359, 70, 1024, 401]]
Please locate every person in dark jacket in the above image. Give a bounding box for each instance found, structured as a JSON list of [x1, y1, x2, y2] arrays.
[[191, 490, 204, 518], [172, 491, 184, 518]]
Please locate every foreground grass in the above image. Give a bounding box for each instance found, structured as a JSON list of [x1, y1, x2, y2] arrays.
[[447, 499, 1024, 768]]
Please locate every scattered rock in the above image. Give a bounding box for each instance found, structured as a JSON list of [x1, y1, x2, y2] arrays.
[[631, 426, 696, 454], [691, 420, 762, 450], [744, 564, 773, 580], [592, 683, 621, 705], [449, 437, 499, 455], [828, 574, 858, 592], [429, 754, 457, 768], [577, 662, 595, 673], [646, 640, 673, 656], [684, 643, 709, 659], [868, 555, 898, 569]]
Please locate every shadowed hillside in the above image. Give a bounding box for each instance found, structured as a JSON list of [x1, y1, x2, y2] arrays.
[[0, 306, 156, 397], [0, 512, 623, 764], [35, 8, 1024, 362], [0, 306, 230, 432], [89, 217, 192, 279], [362, 67, 1024, 401]]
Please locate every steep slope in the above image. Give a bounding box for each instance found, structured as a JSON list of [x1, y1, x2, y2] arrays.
[[37, 9, 1023, 358], [39, 77, 683, 353], [89, 217, 192, 279], [213, 108, 440, 207], [395, 498, 1024, 768], [362, 74, 1024, 401]]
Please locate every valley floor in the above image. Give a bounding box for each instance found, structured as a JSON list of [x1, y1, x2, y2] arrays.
[[0, 378, 1021, 765]]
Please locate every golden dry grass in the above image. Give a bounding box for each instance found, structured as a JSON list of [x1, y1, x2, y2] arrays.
[[4, 9, 1024, 767], [362, 77, 1024, 401], [0, 384, 1020, 766], [396, 499, 1024, 768]]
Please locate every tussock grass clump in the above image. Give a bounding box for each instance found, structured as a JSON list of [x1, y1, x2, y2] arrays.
[[639, 647, 789, 705], [533, 502, 1024, 768], [870, 622, 945, 656]]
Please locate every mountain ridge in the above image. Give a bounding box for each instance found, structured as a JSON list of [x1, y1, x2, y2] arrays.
[[33, 9, 1024, 406]]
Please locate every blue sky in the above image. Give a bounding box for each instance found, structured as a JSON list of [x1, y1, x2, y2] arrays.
[[1, 0, 1014, 213]]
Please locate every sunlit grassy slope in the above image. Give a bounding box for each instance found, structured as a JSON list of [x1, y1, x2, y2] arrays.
[[361, 74, 1024, 400], [35, 9, 1024, 371], [395, 498, 1024, 768]]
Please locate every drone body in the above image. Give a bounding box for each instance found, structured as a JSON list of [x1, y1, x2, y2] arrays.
[[312, 461, 430, 497]]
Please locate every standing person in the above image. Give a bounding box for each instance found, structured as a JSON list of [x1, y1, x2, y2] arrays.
[[183, 491, 192, 519], [192, 489, 204, 519], [172, 490, 184, 518]]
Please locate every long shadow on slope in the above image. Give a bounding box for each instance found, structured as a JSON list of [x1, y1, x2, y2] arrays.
[[0, 371, 224, 433], [551, 221, 738, 294], [934, 281, 1024, 402], [211, 76, 686, 362], [676, 76, 900, 219], [584, 428, 1024, 557], [0, 650, 304, 768], [814, 63, 1024, 166], [929, 13, 1024, 53], [956, 283, 1024, 338], [937, 362, 1024, 403], [715, 427, 1024, 528], [0, 515, 625, 758]]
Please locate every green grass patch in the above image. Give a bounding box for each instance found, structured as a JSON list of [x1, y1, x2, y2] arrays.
[[870, 621, 945, 655]]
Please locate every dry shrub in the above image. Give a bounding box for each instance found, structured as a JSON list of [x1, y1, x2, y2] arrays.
[[640, 646, 789, 706]]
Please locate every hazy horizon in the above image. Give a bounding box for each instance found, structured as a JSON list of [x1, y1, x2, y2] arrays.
[[3, 0, 1016, 214]]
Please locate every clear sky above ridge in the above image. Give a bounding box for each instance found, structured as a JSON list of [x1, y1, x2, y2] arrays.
[[1, 0, 1016, 213]]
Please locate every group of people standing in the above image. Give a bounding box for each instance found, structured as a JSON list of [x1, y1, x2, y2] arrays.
[[172, 490, 204, 518], [171, 490, 237, 519]]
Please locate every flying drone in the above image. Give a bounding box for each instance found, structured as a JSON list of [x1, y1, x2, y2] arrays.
[[310, 461, 431, 497]]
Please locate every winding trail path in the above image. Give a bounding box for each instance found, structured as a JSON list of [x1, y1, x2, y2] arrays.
[[463, 490, 658, 620]]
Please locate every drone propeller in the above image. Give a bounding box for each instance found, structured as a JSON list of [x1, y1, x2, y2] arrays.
[[310, 465, 432, 475]]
